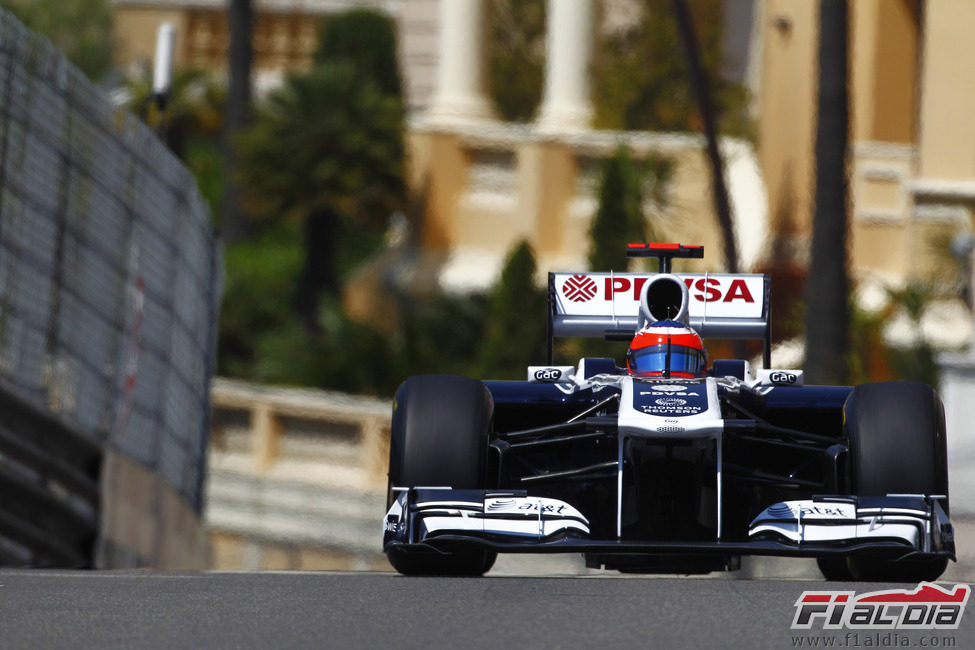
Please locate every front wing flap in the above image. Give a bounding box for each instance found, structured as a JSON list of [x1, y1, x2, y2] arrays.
[[384, 488, 955, 562], [383, 488, 590, 548], [748, 494, 955, 558]]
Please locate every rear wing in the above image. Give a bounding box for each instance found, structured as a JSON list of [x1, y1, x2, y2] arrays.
[[547, 271, 771, 366]]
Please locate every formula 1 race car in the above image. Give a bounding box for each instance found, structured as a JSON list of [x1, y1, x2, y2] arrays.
[[383, 244, 955, 580]]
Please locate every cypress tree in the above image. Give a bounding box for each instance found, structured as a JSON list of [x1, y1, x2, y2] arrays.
[[315, 8, 403, 99], [487, 0, 545, 122], [479, 241, 547, 378], [588, 146, 645, 272]]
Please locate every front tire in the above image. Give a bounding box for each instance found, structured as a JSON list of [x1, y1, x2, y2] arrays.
[[386, 374, 497, 576], [818, 382, 949, 582]]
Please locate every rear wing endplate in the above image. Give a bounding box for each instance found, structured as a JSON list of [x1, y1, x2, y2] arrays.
[[547, 271, 771, 366]]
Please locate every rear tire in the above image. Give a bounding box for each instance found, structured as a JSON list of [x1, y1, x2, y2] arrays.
[[386, 374, 497, 576], [819, 382, 949, 582]]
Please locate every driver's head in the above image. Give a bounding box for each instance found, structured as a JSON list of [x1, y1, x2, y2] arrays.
[[626, 320, 707, 378]]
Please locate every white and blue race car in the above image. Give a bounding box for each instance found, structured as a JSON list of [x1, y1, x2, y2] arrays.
[[383, 244, 954, 580]]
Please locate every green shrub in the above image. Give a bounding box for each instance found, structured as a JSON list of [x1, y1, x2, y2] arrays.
[[478, 241, 548, 378], [592, 0, 752, 138], [315, 8, 403, 99], [487, 0, 546, 122], [589, 146, 649, 272]]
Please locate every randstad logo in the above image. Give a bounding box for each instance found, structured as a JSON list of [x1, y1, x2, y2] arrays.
[[792, 583, 969, 630]]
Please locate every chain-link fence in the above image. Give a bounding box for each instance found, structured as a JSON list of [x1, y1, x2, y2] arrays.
[[0, 9, 220, 514]]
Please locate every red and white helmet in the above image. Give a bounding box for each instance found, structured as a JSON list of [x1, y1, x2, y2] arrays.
[[626, 320, 707, 378]]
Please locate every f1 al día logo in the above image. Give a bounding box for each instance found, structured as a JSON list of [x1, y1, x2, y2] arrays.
[[792, 583, 970, 630]]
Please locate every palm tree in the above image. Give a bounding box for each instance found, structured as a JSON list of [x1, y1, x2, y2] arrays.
[[236, 63, 406, 331], [804, 0, 850, 385], [123, 66, 224, 159], [222, 0, 254, 243], [671, 0, 738, 273]]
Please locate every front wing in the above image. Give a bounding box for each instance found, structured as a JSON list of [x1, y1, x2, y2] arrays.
[[383, 488, 955, 562]]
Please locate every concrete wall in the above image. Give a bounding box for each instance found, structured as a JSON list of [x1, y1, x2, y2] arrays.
[[98, 451, 208, 570]]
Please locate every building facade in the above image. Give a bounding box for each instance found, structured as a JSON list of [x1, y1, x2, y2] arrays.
[[111, 0, 768, 286], [401, 0, 768, 288], [113, 0, 439, 106], [111, 0, 975, 316]]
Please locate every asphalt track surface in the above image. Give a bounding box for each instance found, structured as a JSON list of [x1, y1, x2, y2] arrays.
[[1, 570, 973, 649]]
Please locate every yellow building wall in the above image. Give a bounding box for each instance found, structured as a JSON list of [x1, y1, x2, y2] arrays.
[[870, 0, 918, 144], [755, 0, 819, 246], [918, 1, 975, 180], [411, 132, 469, 251], [850, 0, 878, 145], [758, 0, 961, 289], [850, 0, 918, 146], [852, 220, 909, 282], [528, 143, 578, 258], [114, 8, 188, 70], [114, 6, 321, 75]]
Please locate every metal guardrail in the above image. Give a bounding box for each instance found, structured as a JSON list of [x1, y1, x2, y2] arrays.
[[0, 7, 219, 514], [0, 387, 100, 567], [0, 8, 219, 568]]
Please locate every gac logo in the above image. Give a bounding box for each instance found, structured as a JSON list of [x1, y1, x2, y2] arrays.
[[534, 368, 563, 381], [769, 371, 797, 384]]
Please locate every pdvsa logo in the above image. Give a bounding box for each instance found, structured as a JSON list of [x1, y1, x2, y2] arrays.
[[792, 583, 969, 630], [559, 274, 758, 304], [655, 398, 686, 406], [562, 275, 598, 302], [644, 385, 689, 393]]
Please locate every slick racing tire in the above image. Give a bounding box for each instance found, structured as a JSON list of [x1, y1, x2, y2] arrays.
[[819, 381, 949, 582], [386, 374, 497, 576]]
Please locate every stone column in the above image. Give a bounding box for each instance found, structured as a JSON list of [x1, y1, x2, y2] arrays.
[[536, 0, 595, 132], [427, 0, 493, 124]]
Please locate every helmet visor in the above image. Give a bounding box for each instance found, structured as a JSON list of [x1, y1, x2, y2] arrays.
[[628, 344, 706, 376]]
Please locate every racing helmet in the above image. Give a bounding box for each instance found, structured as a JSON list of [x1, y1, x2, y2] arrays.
[[626, 320, 707, 378]]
